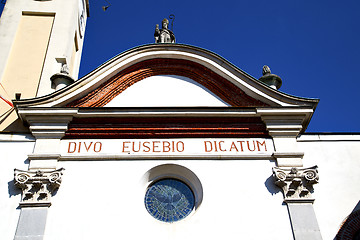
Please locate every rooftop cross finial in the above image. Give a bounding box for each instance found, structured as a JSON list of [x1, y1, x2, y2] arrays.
[[169, 14, 175, 31]]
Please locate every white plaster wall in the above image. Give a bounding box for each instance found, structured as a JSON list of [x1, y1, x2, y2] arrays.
[[298, 135, 360, 240], [104, 75, 229, 107], [44, 159, 293, 240], [3, 134, 358, 239], [0, 137, 35, 240]]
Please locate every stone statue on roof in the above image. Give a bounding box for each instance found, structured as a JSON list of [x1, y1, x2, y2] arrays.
[[154, 18, 175, 43]]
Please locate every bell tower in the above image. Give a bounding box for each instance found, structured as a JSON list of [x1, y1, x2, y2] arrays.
[[0, 0, 89, 131]]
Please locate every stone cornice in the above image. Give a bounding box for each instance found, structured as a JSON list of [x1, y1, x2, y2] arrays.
[[25, 115, 73, 139], [17, 106, 315, 118], [258, 108, 315, 136], [16, 107, 316, 137]]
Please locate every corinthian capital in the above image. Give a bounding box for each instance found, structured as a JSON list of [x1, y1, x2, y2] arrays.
[[272, 166, 319, 203], [14, 168, 64, 207]]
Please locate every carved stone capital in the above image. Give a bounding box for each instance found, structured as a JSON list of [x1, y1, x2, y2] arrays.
[[272, 166, 319, 203], [14, 168, 64, 207]]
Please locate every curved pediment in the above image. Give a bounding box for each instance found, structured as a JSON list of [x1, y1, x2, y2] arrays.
[[104, 75, 229, 107], [13, 44, 318, 109], [67, 58, 268, 107]]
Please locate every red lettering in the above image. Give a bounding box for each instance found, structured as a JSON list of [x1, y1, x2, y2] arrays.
[[219, 141, 226, 152], [247, 140, 256, 151], [172, 141, 175, 152], [78, 142, 81, 153], [153, 141, 161, 152], [237, 141, 245, 151], [143, 142, 151, 152], [94, 142, 102, 152], [122, 141, 130, 153], [132, 142, 141, 152], [229, 142, 238, 152], [214, 141, 218, 152], [257, 140, 267, 151], [176, 141, 184, 152], [84, 142, 93, 152], [163, 141, 171, 152], [68, 142, 77, 153], [204, 141, 212, 152]]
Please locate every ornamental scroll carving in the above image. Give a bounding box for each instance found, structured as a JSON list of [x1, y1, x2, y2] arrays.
[[272, 166, 319, 203], [14, 168, 64, 207]]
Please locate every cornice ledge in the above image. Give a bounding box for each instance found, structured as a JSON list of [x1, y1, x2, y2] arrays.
[[257, 108, 315, 134], [284, 198, 315, 204], [28, 154, 61, 160], [17, 108, 78, 123], [257, 107, 315, 115], [58, 153, 274, 161], [273, 152, 304, 158], [18, 114, 74, 139], [19, 202, 52, 207], [17, 107, 260, 119]]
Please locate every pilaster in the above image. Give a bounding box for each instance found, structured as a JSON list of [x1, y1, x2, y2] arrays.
[[273, 166, 322, 240], [13, 168, 64, 240]]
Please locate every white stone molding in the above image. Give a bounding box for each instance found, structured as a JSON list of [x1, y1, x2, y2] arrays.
[[272, 166, 319, 203], [272, 151, 304, 167], [272, 152, 304, 159], [259, 109, 315, 167], [14, 168, 64, 207], [22, 115, 73, 167], [26, 116, 73, 139], [258, 108, 314, 137], [261, 115, 304, 137], [27, 154, 61, 170]]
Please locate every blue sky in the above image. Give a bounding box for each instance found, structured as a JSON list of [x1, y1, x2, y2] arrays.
[[1, 0, 360, 132]]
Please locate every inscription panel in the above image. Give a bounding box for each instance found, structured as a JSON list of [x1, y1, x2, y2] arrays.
[[61, 138, 274, 157]]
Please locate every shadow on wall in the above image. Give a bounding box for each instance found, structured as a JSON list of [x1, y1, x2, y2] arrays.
[[264, 175, 281, 195], [8, 157, 30, 199], [8, 179, 21, 206]]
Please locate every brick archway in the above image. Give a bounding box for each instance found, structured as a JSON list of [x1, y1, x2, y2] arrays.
[[67, 58, 268, 107], [336, 210, 360, 240]]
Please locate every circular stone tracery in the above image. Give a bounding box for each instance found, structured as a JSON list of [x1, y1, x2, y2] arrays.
[[145, 179, 195, 223]]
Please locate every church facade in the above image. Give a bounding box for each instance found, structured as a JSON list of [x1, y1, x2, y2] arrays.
[[0, 1, 359, 240]]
